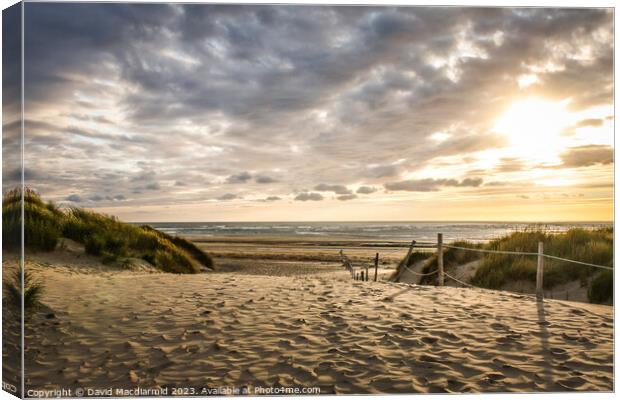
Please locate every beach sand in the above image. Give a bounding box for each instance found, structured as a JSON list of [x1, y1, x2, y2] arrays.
[[4, 241, 613, 395], [190, 235, 418, 264]]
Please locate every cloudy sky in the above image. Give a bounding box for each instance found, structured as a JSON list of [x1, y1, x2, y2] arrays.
[[3, 4, 614, 221]]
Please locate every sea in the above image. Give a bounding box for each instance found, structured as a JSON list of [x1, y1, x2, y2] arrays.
[[143, 221, 612, 243]]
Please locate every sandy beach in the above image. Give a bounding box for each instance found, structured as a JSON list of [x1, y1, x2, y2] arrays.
[[189, 235, 418, 264], [4, 238, 613, 395]]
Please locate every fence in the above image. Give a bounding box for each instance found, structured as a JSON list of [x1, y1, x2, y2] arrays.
[[340, 233, 612, 300]]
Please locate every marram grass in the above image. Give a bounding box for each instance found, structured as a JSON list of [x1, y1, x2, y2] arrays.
[[3, 268, 44, 316], [399, 229, 613, 304], [2, 188, 213, 274]]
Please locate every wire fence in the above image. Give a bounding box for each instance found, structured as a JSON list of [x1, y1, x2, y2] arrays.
[[339, 233, 613, 301]]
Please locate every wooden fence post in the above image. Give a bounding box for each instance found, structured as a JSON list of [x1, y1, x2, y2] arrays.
[[365, 263, 369, 282], [437, 233, 444, 286], [536, 241, 544, 300], [392, 240, 417, 283], [361, 271, 365, 281], [374, 253, 379, 282], [340, 249, 355, 279], [403, 240, 416, 267]]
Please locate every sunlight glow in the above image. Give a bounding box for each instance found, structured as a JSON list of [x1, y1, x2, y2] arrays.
[[494, 98, 573, 160], [429, 131, 452, 142], [517, 74, 539, 88]]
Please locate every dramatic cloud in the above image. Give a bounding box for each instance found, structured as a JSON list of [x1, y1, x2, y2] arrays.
[[6, 168, 28, 182], [314, 184, 352, 195], [562, 118, 606, 136], [495, 158, 526, 173], [65, 194, 83, 202], [294, 192, 324, 201], [90, 194, 126, 202], [484, 181, 510, 187], [385, 179, 442, 192], [4, 166, 48, 186], [364, 165, 400, 179], [576, 118, 604, 128], [218, 193, 238, 201], [10, 4, 612, 221], [385, 177, 483, 192], [226, 172, 253, 184], [356, 186, 378, 194], [457, 178, 484, 187], [255, 175, 277, 184], [558, 145, 614, 168]]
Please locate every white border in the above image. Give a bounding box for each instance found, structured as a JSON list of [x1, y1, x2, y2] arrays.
[[0, 2, 616, 400]]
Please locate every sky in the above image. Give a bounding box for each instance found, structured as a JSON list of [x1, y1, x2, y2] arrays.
[[2, 4, 614, 222]]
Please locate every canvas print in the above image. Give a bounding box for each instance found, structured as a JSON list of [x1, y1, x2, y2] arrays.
[[1, 1, 614, 397]]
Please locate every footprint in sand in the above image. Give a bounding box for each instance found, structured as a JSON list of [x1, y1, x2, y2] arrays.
[[483, 372, 506, 383], [419, 354, 441, 363], [437, 331, 460, 342], [278, 339, 294, 348], [557, 376, 587, 390], [490, 322, 509, 331], [420, 336, 439, 345]]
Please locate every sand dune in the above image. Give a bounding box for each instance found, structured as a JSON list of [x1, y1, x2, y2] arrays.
[[9, 256, 612, 394]]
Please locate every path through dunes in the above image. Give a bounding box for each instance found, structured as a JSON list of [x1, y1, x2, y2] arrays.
[[22, 262, 613, 394]]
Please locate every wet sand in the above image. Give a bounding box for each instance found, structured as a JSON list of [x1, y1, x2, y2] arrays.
[[190, 235, 422, 265]]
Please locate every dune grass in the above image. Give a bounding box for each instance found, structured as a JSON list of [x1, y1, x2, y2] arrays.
[[3, 188, 63, 251], [398, 241, 483, 285], [471, 228, 613, 303], [396, 228, 613, 304], [588, 269, 613, 304], [2, 188, 213, 274], [140, 225, 214, 270], [3, 268, 44, 316]]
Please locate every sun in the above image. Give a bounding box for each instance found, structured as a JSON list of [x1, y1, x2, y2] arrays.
[[493, 98, 573, 161]]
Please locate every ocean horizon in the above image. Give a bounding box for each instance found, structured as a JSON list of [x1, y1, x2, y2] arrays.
[[141, 221, 613, 243]]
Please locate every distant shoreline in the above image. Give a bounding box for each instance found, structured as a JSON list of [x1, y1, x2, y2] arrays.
[[136, 221, 613, 245], [192, 235, 413, 264]]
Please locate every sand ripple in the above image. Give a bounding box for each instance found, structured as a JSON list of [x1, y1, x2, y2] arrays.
[[18, 263, 614, 394]]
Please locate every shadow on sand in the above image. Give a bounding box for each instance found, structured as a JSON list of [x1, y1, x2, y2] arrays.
[[536, 298, 554, 390]]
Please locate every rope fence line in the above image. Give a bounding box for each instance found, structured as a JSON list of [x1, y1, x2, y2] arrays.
[[443, 244, 612, 270], [371, 248, 408, 255], [540, 254, 613, 270], [443, 244, 538, 256], [361, 244, 436, 255], [443, 273, 546, 303], [340, 232, 612, 301], [402, 264, 439, 277], [443, 272, 476, 289]]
